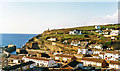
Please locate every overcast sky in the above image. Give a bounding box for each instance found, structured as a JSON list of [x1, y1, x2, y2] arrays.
[[0, 2, 118, 34]]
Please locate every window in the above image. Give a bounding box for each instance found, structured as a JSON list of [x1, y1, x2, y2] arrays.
[[37, 63, 39, 66]]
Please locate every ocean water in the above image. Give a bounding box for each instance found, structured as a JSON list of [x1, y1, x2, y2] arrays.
[[1, 34, 37, 54]]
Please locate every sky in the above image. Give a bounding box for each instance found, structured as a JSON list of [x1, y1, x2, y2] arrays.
[[0, 2, 118, 34]]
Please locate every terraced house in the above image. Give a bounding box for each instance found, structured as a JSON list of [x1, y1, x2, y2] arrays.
[[109, 61, 120, 69], [54, 54, 75, 63], [81, 57, 108, 68], [22, 56, 53, 67]]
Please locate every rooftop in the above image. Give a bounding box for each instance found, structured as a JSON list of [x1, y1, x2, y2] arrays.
[[26, 56, 50, 61], [81, 57, 105, 63], [9, 55, 23, 60], [55, 54, 73, 58], [109, 61, 120, 65]]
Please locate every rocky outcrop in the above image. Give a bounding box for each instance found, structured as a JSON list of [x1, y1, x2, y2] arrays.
[[5, 44, 16, 53]]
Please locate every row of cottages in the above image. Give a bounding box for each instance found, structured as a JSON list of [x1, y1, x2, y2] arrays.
[[109, 61, 120, 69], [22, 56, 50, 67], [110, 30, 120, 36], [2, 61, 35, 71], [81, 57, 108, 68], [70, 40, 88, 47], [89, 44, 103, 49], [77, 48, 102, 55], [103, 30, 120, 37], [8, 55, 24, 65], [69, 29, 82, 35], [99, 51, 120, 61], [54, 54, 76, 63], [22, 56, 58, 67]]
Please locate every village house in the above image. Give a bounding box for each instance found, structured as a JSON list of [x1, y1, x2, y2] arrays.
[[78, 48, 93, 55], [8, 55, 24, 65], [89, 44, 103, 49], [95, 25, 101, 29], [69, 29, 82, 35], [99, 52, 105, 59], [103, 51, 120, 61], [81, 57, 108, 68], [92, 49, 102, 54], [80, 41, 88, 47], [109, 61, 120, 69], [47, 37, 57, 42], [63, 40, 68, 44], [74, 54, 92, 59], [110, 30, 120, 36], [99, 51, 120, 61], [70, 40, 80, 46], [52, 42, 56, 46], [92, 54, 101, 59], [102, 30, 111, 35], [71, 40, 88, 47], [95, 30, 102, 33], [22, 56, 55, 67], [54, 54, 75, 63], [111, 37, 116, 40]]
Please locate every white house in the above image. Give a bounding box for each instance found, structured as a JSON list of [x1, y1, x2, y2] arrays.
[[70, 40, 88, 47], [63, 40, 68, 44], [92, 49, 102, 54], [95, 25, 101, 29], [54, 54, 74, 62], [81, 49, 88, 54], [8, 55, 24, 64], [92, 54, 100, 59], [70, 40, 80, 46], [69, 30, 82, 35], [109, 61, 120, 69], [111, 37, 116, 40], [89, 44, 103, 49], [110, 30, 120, 36], [104, 51, 120, 61], [81, 57, 107, 68], [95, 30, 102, 33], [22, 56, 52, 67], [99, 51, 120, 61], [78, 48, 93, 55], [47, 37, 57, 41], [99, 52, 105, 59]]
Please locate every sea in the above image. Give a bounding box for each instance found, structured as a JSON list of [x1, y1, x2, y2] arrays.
[[1, 34, 37, 54]]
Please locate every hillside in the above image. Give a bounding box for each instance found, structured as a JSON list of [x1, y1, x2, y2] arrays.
[[22, 24, 120, 54]]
